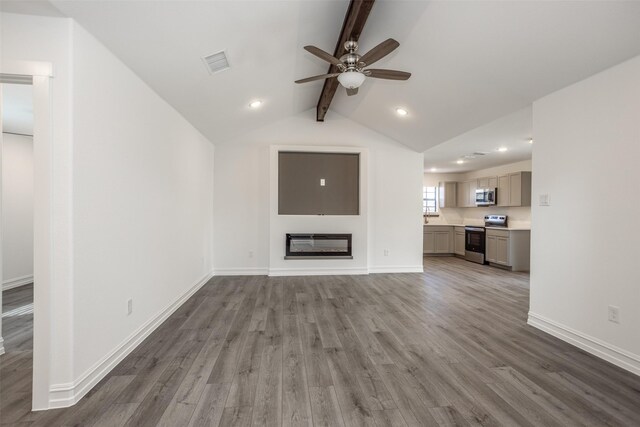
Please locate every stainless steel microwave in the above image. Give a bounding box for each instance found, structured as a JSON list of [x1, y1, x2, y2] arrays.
[[475, 188, 497, 206]]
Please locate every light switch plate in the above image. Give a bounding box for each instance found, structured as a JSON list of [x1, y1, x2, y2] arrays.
[[608, 305, 620, 323], [539, 194, 550, 206], [320, 178, 326, 186]]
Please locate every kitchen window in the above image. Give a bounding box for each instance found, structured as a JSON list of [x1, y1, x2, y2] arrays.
[[423, 186, 438, 215]]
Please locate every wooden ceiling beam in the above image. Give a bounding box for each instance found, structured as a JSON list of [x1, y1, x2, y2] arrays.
[[316, 0, 375, 122]]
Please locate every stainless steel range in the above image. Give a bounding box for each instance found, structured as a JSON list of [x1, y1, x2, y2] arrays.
[[464, 225, 486, 264], [464, 215, 508, 264], [485, 214, 508, 228]]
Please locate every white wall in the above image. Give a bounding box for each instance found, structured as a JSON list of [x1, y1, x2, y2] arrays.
[[2, 133, 34, 289], [2, 13, 216, 407], [70, 22, 215, 393], [214, 112, 424, 275], [530, 54, 640, 375], [423, 159, 532, 226]]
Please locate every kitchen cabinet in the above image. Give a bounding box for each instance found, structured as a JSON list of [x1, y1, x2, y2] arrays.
[[424, 226, 454, 254], [485, 228, 530, 271], [435, 232, 451, 253], [497, 172, 531, 207], [477, 176, 497, 189], [457, 181, 469, 207], [454, 227, 465, 256], [456, 180, 477, 207], [438, 182, 457, 208], [496, 237, 509, 265], [498, 175, 510, 206], [468, 180, 477, 206], [486, 235, 496, 263], [423, 232, 435, 253]]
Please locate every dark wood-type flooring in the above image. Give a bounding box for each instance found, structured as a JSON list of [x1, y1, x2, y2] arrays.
[[1, 258, 640, 426]]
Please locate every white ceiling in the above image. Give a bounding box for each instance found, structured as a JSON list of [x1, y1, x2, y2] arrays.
[[0, 0, 64, 17], [423, 106, 532, 173], [2, 83, 34, 136], [6, 1, 640, 153]]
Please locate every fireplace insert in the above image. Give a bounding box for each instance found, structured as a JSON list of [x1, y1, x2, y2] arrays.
[[285, 233, 352, 259]]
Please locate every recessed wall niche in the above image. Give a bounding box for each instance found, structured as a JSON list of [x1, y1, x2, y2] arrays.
[[278, 151, 360, 215]]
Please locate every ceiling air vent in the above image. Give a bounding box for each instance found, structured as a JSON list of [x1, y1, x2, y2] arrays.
[[202, 50, 230, 75], [472, 151, 490, 156]]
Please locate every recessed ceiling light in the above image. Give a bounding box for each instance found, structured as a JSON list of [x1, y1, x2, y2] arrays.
[[456, 160, 464, 164], [249, 100, 263, 109], [430, 167, 437, 172], [528, 138, 534, 144], [497, 147, 508, 152], [395, 108, 408, 116]]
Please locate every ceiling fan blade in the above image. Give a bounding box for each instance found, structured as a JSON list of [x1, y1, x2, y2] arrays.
[[303, 45, 343, 66], [359, 38, 400, 66], [295, 73, 341, 84], [365, 69, 411, 80], [346, 87, 359, 96]]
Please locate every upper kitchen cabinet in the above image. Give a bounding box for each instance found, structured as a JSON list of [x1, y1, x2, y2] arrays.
[[497, 171, 531, 207], [456, 180, 478, 208], [477, 176, 498, 189], [457, 181, 469, 207], [439, 181, 457, 208]]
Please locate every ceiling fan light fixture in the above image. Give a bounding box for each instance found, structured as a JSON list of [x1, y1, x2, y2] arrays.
[[337, 71, 366, 89]]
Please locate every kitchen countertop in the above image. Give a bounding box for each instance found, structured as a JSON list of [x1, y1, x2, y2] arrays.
[[423, 223, 530, 231], [485, 226, 531, 231]]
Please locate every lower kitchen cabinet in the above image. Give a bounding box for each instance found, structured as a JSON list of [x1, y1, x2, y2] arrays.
[[486, 228, 530, 271], [486, 234, 497, 263], [424, 226, 454, 254], [486, 235, 509, 265], [423, 231, 435, 253], [454, 227, 465, 256]]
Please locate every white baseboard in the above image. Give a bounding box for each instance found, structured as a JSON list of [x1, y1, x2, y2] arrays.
[[0, 337, 5, 356], [214, 267, 269, 276], [214, 265, 425, 276], [47, 270, 214, 409], [3, 275, 34, 291], [528, 312, 640, 376], [269, 267, 369, 277], [368, 265, 424, 274]]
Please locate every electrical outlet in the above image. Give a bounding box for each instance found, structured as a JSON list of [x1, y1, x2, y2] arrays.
[[383, 249, 390, 256], [249, 250, 254, 258], [608, 305, 620, 323], [320, 178, 326, 186], [539, 194, 550, 206], [127, 299, 133, 316]]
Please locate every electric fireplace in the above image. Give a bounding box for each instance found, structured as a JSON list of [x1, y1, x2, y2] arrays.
[[285, 233, 352, 259]]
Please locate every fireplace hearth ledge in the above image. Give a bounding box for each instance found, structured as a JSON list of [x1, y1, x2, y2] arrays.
[[284, 255, 354, 260]]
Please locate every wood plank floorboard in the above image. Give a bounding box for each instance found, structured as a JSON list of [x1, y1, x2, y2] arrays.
[[2, 257, 640, 426]]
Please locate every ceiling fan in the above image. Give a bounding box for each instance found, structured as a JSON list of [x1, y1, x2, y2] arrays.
[[295, 38, 411, 96]]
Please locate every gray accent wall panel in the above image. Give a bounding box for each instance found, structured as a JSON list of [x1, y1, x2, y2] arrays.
[[278, 152, 359, 215]]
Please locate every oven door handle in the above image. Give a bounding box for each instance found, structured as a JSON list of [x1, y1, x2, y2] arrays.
[[465, 227, 485, 232]]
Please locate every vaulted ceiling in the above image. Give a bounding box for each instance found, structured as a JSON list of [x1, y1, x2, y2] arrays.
[[5, 1, 640, 153]]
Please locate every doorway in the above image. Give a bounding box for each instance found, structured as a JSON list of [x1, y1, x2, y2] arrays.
[[1, 81, 36, 419], [0, 66, 54, 411]]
